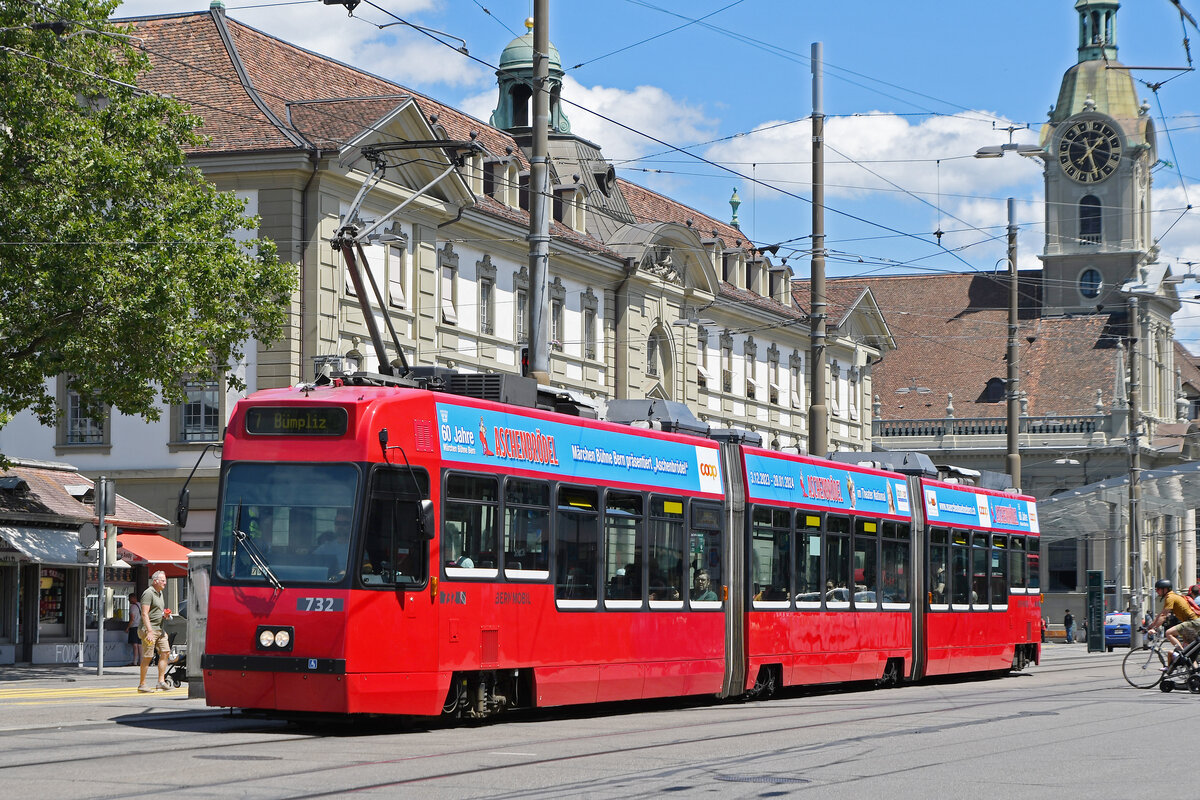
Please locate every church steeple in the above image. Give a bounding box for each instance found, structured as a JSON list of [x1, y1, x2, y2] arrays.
[[489, 18, 571, 135], [1075, 0, 1120, 63]]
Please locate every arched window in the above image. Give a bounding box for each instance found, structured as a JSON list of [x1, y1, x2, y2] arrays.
[[1079, 196, 1101, 244], [510, 85, 532, 127]]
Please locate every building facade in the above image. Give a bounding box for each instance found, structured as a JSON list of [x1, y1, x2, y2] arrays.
[[0, 8, 885, 548]]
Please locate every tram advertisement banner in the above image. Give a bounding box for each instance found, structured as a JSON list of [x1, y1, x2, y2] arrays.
[[921, 483, 1039, 533], [742, 452, 910, 517], [435, 403, 724, 496]]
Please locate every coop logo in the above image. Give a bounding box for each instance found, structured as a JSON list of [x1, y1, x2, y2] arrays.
[[976, 494, 991, 528], [696, 447, 722, 494]]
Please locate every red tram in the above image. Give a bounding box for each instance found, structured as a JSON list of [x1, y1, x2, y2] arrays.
[[200, 379, 1041, 718]]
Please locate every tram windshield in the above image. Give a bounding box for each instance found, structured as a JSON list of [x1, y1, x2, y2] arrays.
[[215, 463, 359, 585]]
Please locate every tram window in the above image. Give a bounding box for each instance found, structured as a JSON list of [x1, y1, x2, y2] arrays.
[[555, 487, 599, 605], [504, 479, 550, 579], [852, 519, 878, 609], [1027, 549, 1041, 590], [971, 534, 989, 607], [929, 529, 949, 606], [951, 531, 970, 606], [990, 535, 1008, 605], [795, 514, 822, 606], [443, 474, 499, 578], [881, 522, 909, 605], [1009, 536, 1027, 590], [825, 530, 851, 608], [217, 462, 360, 586], [604, 492, 643, 604], [360, 465, 431, 588], [751, 506, 791, 606], [649, 497, 685, 607], [689, 501, 723, 609]]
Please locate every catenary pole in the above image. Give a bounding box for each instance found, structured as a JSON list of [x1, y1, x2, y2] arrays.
[[526, 0, 551, 385], [96, 476, 106, 676], [808, 42, 827, 457], [1006, 198, 1021, 490], [1128, 297, 1144, 649]]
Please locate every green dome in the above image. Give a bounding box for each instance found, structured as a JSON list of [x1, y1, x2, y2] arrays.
[[498, 32, 562, 73]]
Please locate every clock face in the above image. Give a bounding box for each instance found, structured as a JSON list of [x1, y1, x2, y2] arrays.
[[1057, 119, 1123, 183]]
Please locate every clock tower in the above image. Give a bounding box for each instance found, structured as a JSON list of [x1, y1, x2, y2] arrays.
[[1039, 0, 1158, 315]]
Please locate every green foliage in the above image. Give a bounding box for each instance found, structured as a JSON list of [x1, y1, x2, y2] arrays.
[[0, 0, 295, 429]]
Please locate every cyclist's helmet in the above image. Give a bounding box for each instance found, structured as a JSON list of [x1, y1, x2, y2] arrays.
[[1155, 579, 1173, 591]]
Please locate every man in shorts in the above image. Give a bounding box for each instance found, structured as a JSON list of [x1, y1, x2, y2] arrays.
[[137, 570, 177, 692], [1146, 579, 1200, 667]]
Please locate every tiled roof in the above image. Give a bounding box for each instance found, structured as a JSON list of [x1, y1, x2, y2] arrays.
[[791, 282, 870, 328], [1176, 341, 1200, 394], [0, 460, 169, 529], [122, 12, 526, 164], [839, 272, 1125, 420], [620, 179, 744, 244]]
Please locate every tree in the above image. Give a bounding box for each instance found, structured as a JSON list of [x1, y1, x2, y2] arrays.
[[0, 0, 294, 439]]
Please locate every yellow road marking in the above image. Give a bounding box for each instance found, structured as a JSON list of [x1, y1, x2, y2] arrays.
[[0, 686, 180, 700]]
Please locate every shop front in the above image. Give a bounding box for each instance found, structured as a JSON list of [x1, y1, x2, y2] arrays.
[[0, 525, 86, 665]]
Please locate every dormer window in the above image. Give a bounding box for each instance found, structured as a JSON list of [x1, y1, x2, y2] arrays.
[[983, 377, 1005, 403]]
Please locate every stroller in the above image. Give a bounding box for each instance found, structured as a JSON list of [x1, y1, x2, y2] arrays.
[[161, 643, 188, 688]]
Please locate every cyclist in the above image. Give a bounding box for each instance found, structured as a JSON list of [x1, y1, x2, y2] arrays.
[[1146, 579, 1200, 667]]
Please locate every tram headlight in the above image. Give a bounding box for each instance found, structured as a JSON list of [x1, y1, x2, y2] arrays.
[[255, 625, 295, 651]]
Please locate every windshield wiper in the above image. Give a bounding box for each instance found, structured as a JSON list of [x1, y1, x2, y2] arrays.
[[233, 503, 285, 594]]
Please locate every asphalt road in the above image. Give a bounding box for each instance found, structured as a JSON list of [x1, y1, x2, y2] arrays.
[[0, 645, 1189, 799]]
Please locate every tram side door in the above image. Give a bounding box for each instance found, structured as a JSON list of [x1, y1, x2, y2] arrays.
[[719, 441, 747, 698], [907, 475, 929, 681]]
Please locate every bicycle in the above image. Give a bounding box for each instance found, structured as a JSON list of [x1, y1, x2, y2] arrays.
[[1122, 629, 1200, 692]]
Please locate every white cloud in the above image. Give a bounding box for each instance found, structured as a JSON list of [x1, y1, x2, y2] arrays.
[[556, 77, 717, 163], [705, 112, 1048, 258]]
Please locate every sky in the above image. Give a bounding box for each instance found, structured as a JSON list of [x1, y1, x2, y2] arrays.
[[111, 0, 1200, 346]]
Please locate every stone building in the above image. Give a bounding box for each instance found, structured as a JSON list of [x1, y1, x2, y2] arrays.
[[0, 6, 885, 544]]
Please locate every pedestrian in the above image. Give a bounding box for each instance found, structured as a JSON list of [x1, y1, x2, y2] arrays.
[[1063, 609, 1075, 644], [126, 592, 142, 666], [137, 570, 177, 692], [1040, 616, 1048, 644]]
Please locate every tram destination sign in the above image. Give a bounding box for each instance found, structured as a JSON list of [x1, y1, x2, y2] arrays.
[[245, 406, 349, 436]]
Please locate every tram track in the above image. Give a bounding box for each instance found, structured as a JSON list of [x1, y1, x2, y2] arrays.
[[0, 657, 1165, 799]]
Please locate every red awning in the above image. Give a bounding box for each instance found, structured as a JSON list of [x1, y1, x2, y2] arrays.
[[117, 532, 193, 578]]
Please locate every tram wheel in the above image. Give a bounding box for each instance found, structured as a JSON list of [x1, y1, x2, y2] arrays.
[[749, 665, 778, 700], [876, 658, 901, 688]]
